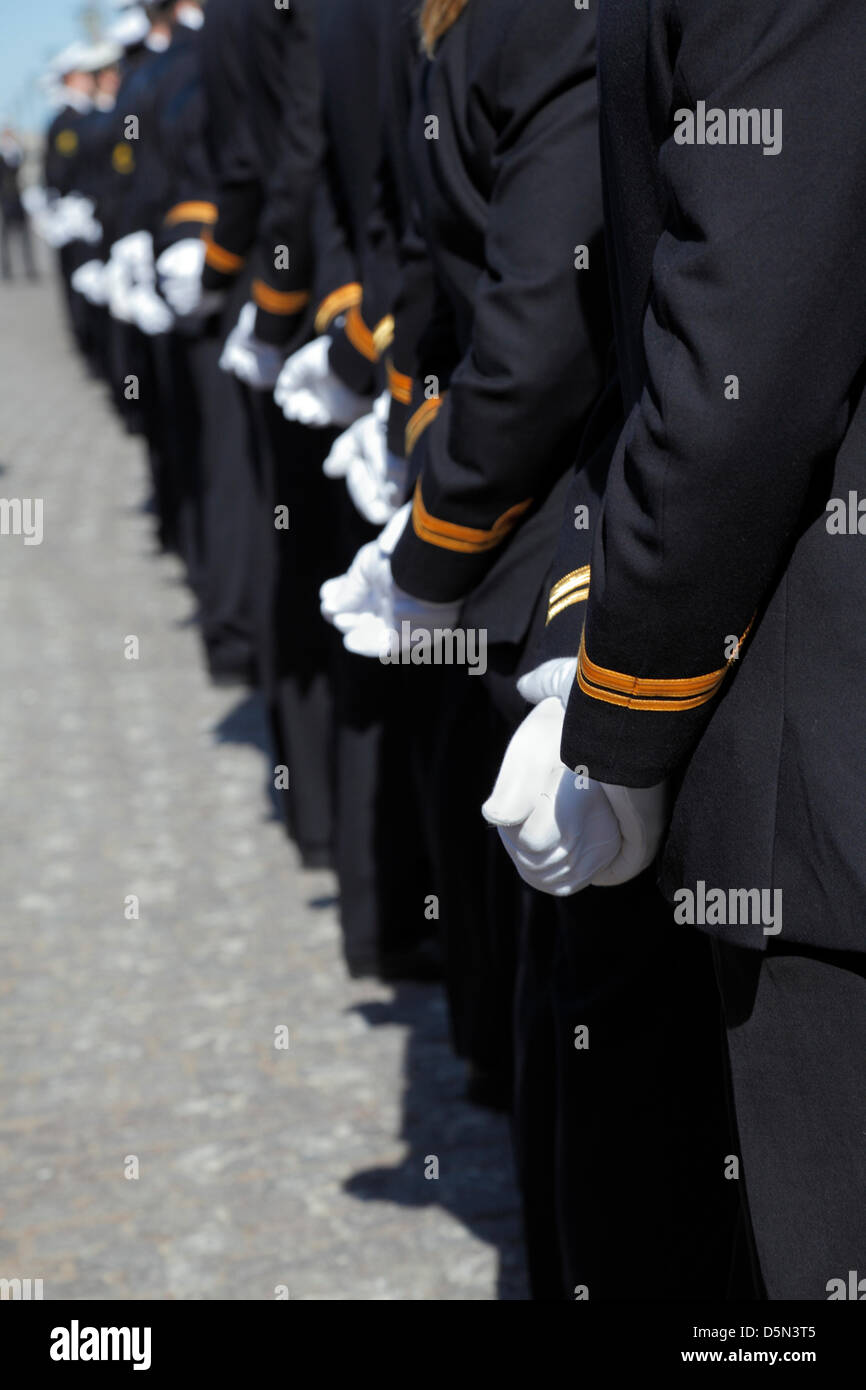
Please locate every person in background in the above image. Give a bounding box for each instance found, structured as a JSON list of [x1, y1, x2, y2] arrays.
[[41, 44, 100, 353], [0, 127, 37, 282]]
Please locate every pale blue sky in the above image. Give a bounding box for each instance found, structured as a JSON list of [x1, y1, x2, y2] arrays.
[[1, 2, 110, 131]]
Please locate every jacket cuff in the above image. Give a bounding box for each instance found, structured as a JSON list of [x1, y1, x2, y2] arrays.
[[201, 228, 246, 291], [328, 304, 378, 397], [391, 473, 532, 603], [251, 277, 311, 347], [385, 356, 412, 460], [313, 281, 362, 336], [155, 201, 217, 258], [560, 623, 749, 787], [163, 199, 218, 241]]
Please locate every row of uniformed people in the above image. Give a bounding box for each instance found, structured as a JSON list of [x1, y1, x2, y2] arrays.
[[296, 0, 732, 1298], [35, 0, 865, 1303], [307, 0, 866, 1303]]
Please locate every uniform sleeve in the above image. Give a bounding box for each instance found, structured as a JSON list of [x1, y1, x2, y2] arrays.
[[384, 214, 438, 463], [390, 1, 608, 602], [561, 0, 866, 787], [200, 0, 262, 291], [158, 77, 219, 252], [309, 162, 379, 395], [533, 372, 623, 663], [247, 0, 322, 346]]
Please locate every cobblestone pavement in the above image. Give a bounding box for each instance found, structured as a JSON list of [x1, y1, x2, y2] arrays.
[[0, 269, 527, 1300]]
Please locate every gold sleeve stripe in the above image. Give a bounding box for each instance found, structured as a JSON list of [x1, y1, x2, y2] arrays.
[[252, 279, 310, 315], [202, 230, 244, 274], [549, 566, 591, 604], [314, 282, 362, 335], [386, 358, 413, 406], [165, 200, 218, 227], [580, 634, 726, 699], [405, 396, 443, 456], [345, 304, 378, 362], [411, 479, 533, 556], [546, 567, 591, 624], [576, 664, 718, 712], [576, 620, 753, 712], [373, 315, 395, 356], [547, 593, 589, 624]]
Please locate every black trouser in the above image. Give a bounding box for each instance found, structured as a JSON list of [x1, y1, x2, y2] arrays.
[[107, 317, 148, 434], [151, 329, 207, 594], [191, 291, 258, 681], [243, 390, 338, 862], [57, 244, 91, 358], [420, 668, 520, 1088], [143, 332, 193, 559], [328, 491, 438, 972], [714, 938, 866, 1301], [513, 883, 739, 1301]]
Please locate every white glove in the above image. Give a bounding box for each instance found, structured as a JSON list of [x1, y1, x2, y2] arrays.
[[45, 194, 102, 247], [589, 782, 671, 888], [70, 259, 108, 306], [105, 252, 134, 322], [274, 335, 371, 428], [128, 283, 174, 336], [482, 696, 623, 896], [35, 197, 77, 248], [481, 658, 669, 895], [21, 185, 47, 217], [112, 229, 155, 284], [67, 195, 101, 245], [32, 203, 60, 244], [155, 237, 215, 318], [323, 392, 407, 526], [219, 301, 285, 390], [107, 232, 154, 322], [320, 503, 461, 659], [78, 214, 103, 247]]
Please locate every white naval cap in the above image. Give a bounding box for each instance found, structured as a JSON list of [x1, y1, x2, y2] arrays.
[[108, 6, 150, 49], [49, 41, 92, 78], [77, 40, 123, 73]]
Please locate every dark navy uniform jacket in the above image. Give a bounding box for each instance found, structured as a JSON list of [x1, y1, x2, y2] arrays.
[[93, 45, 153, 250], [44, 104, 89, 197], [313, 0, 435, 454], [388, 0, 610, 653], [549, 0, 866, 953], [310, 0, 382, 393], [113, 29, 203, 243], [43, 102, 102, 275], [67, 102, 122, 259], [200, 0, 321, 348], [364, 0, 438, 464]]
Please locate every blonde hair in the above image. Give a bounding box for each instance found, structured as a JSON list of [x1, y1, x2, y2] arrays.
[[419, 0, 469, 56]]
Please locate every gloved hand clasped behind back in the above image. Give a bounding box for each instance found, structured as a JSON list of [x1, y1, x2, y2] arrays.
[[274, 335, 372, 428], [104, 231, 172, 335], [320, 503, 461, 659], [155, 237, 223, 321], [323, 392, 408, 526], [219, 302, 286, 389], [70, 259, 109, 306], [482, 657, 670, 896], [38, 193, 102, 249]]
